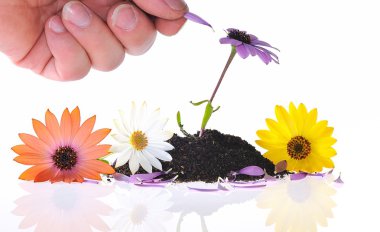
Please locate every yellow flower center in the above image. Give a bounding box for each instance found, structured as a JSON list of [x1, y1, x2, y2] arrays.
[[130, 130, 148, 151], [287, 136, 311, 160]]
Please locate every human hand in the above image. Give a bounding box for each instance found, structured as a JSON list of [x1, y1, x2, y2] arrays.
[[0, 0, 188, 81]]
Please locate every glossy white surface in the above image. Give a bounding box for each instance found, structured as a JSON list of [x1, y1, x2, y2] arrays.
[[5, 176, 342, 232], [1, 0, 379, 231]]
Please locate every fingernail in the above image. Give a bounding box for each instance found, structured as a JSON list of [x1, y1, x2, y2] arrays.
[[164, 0, 187, 11], [112, 4, 137, 31], [49, 16, 66, 33], [62, 1, 91, 28]]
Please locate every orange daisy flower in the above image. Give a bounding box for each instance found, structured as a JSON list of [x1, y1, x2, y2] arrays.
[[13, 107, 115, 183]]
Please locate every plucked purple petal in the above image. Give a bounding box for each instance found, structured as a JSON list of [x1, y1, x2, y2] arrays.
[[334, 172, 344, 184], [238, 166, 265, 176], [184, 12, 213, 30], [219, 37, 242, 46], [232, 183, 266, 188], [236, 44, 250, 59], [290, 172, 308, 181], [275, 160, 287, 173]]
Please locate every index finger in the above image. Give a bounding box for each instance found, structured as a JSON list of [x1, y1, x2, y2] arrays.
[[132, 0, 188, 20]]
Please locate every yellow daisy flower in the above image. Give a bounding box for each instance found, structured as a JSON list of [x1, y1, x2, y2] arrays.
[[256, 103, 336, 173]]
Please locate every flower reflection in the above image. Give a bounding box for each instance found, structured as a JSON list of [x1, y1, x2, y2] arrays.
[[13, 182, 112, 232], [112, 184, 173, 232], [257, 176, 336, 232], [169, 184, 261, 232]]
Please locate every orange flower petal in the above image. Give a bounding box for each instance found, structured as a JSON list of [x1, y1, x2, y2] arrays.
[[12, 145, 39, 155], [72, 116, 96, 147], [70, 107, 81, 136], [77, 167, 102, 181], [32, 119, 56, 148], [60, 108, 72, 145], [14, 155, 52, 165], [82, 129, 111, 149], [80, 145, 111, 160], [19, 133, 50, 154], [82, 160, 115, 174], [19, 164, 52, 181], [34, 167, 59, 182], [45, 109, 62, 145]]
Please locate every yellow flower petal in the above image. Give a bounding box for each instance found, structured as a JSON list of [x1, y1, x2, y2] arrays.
[[275, 105, 297, 136]]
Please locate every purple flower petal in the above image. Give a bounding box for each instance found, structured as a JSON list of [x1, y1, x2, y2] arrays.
[[252, 40, 280, 51], [236, 44, 250, 59], [129, 171, 166, 183], [184, 12, 213, 30], [219, 37, 242, 46], [334, 172, 344, 184], [290, 172, 308, 181], [249, 34, 258, 41], [238, 166, 265, 176], [247, 45, 257, 56], [255, 48, 271, 64], [275, 160, 287, 173], [113, 173, 131, 182], [256, 47, 279, 64], [232, 183, 266, 189]]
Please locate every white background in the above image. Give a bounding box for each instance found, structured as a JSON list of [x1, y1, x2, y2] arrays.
[[1, 0, 379, 231]]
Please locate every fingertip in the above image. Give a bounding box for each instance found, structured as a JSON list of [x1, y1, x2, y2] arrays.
[[155, 17, 187, 36], [108, 3, 157, 56], [44, 15, 91, 81]]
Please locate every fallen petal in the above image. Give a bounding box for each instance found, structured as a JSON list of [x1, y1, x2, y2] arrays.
[[184, 12, 213, 30], [290, 172, 308, 181], [334, 172, 344, 184], [238, 166, 265, 176]]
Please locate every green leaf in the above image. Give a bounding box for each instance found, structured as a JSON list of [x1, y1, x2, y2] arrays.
[[190, 99, 209, 106], [177, 111, 183, 128], [98, 159, 110, 165], [201, 102, 213, 130], [213, 106, 221, 113]]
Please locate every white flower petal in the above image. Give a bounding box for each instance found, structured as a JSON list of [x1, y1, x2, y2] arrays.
[[110, 143, 129, 153], [136, 101, 147, 129], [130, 101, 136, 132], [147, 148, 173, 162], [112, 133, 129, 143], [115, 149, 133, 168], [142, 150, 163, 171], [129, 150, 140, 174], [145, 118, 168, 135], [118, 110, 132, 135], [136, 151, 153, 173], [149, 141, 174, 151], [149, 131, 173, 141]]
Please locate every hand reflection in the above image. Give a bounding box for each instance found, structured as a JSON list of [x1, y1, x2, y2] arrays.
[[13, 182, 113, 232], [257, 176, 336, 232], [112, 184, 173, 232]]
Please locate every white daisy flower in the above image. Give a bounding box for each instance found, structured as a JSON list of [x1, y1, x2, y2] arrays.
[[110, 102, 174, 174]]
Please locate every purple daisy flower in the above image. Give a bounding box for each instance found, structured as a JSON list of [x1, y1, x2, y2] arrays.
[[220, 28, 279, 64]]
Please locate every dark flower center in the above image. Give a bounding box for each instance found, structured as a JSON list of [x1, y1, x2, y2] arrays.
[[287, 136, 311, 160], [52, 146, 78, 170], [227, 29, 251, 44]]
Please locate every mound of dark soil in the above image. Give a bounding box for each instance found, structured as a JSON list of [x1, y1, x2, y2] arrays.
[[116, 130, 276, 182]]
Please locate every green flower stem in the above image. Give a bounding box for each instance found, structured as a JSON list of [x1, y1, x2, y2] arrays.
[[209, 46, 237, 103], [199, 46, 237, 137]]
